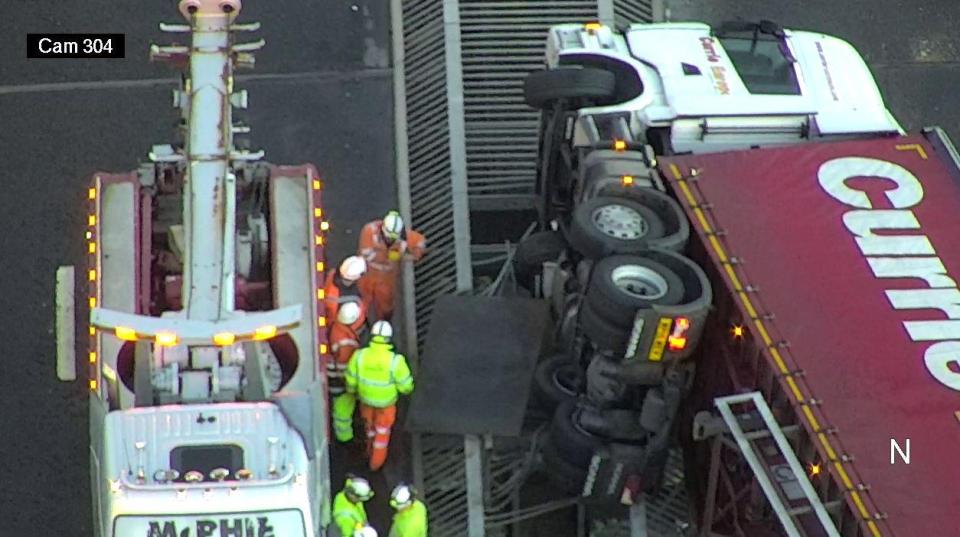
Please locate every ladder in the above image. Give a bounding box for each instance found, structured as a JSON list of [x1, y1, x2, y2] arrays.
[[712, 392, 840, 537]]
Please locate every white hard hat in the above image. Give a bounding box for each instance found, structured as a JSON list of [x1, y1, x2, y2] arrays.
[[371, 320, 393, 340], [382, 210, 404, 239], [390, 483, 414, 510], [345, 476, 374, 501], [353, 525, 378, 537], [340, 256, 367, 282], [337, 301, 362, 325]]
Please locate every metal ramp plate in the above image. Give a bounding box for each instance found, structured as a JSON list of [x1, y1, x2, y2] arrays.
[[405, 295, 550, 436]]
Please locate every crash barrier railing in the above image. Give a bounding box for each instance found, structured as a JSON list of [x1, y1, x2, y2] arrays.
[[392, 1, 659, 536], [393, 0, 659, 353]]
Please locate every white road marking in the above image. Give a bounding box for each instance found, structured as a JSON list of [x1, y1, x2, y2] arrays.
[[0, 68, 392, 95], [55, 265, 77, 382]]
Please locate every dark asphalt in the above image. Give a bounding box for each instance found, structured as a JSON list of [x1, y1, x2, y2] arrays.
[[0, 2, 395, 535]]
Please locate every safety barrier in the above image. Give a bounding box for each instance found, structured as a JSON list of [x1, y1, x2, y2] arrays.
[[392, 2, 659, 536]]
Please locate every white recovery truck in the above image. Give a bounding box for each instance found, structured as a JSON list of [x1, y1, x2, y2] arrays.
[[58, 2, 333, 536]]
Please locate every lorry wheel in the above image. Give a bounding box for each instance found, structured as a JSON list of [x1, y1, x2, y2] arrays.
[[524, 67, 616, 109], [586, 255, 685, 324], [579, 302, 630, 356], [533, 354, 585, 411], [541, 437, 588, 496], [567, 197, 666, 260], [514, 230, 567, 291], [550, 399, 607, 468]]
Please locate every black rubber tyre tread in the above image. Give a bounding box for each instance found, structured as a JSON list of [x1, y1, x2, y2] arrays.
[[586, 255, 686, 325], [549, 399, 607, 468], [566, 197, 666, 260], [541, 437, 588, 496], [513, 230, 567, 290], [523, 67, 617, 109], [532, 354, 585, 411], [579, 301, 631, 355]]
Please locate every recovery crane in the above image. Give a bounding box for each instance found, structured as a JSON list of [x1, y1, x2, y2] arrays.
[[61, 2, 333, 535]]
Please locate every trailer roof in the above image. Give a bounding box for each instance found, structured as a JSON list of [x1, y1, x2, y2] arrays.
[[661, 131, 960, 537]]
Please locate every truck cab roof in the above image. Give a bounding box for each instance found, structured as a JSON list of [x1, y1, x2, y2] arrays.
[[548, 21, 902, 145]]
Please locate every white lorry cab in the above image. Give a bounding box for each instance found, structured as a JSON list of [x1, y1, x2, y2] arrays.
[[63, 2, 334, 536], [527, 20, 903, 155]]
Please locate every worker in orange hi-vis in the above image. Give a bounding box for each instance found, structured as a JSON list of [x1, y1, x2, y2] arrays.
[[344, 320, 414, 471], [327, 300, 367, 398], [357, 210, 426, 321], [324, 255, 369, 324]]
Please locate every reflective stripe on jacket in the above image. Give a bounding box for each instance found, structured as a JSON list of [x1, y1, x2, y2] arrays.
[[358, 221, 427, 275], [332, 491, 367, 537], [344, 340, 414, 407], [324, 270, 367, 320]]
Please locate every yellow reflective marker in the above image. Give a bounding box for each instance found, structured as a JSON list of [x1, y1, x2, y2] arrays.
[[115, 326, 137, 341], [89, 351, 97, 364], [88, 269, 96, 281], [155, 332, 179, 347], [88, 242, 96, 254], [88, 187, 97, 199], [214, 332, 236, 346], [253, 325, 277, 340]]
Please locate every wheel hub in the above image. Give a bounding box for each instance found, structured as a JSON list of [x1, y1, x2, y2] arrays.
[[610, 265, 669, 300], [591, 204, 647, 240]]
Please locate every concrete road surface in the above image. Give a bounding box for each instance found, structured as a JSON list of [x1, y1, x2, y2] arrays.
[[0, 1, 396, 534], [665, 0, 960, 141]]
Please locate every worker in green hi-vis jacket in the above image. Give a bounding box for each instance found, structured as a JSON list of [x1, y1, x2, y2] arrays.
[[388, 483, 428, 537]]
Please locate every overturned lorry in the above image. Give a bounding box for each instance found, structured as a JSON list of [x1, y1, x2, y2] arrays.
[[515, 18, 960, 536], [69, 2, 333, 536]]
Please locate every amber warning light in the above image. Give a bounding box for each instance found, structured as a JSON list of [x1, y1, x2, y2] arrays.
[[667, 317, 690, 351]]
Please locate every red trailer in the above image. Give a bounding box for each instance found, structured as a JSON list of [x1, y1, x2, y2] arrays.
[[664, 128, 960, 537]]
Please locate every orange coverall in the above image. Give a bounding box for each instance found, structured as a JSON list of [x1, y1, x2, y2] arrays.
[[323, 269, 368, 324], [327, 314, 367, 396], [357, 220, 426, 321]]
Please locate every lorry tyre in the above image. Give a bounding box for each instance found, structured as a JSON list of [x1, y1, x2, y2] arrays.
[[586, 255, 685, 324], [514, 230, 567, 291], [524, 67, 616, 109], [550, 399, 607, 468], [533, 354, 585, 411], [541, 437, 588, 496], [567, 197, 666, 260], [579, 302, 631, 355]]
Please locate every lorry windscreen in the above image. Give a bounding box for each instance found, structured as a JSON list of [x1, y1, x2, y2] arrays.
[[114, 509, 306, 537], [718, 36, 801, 96]]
